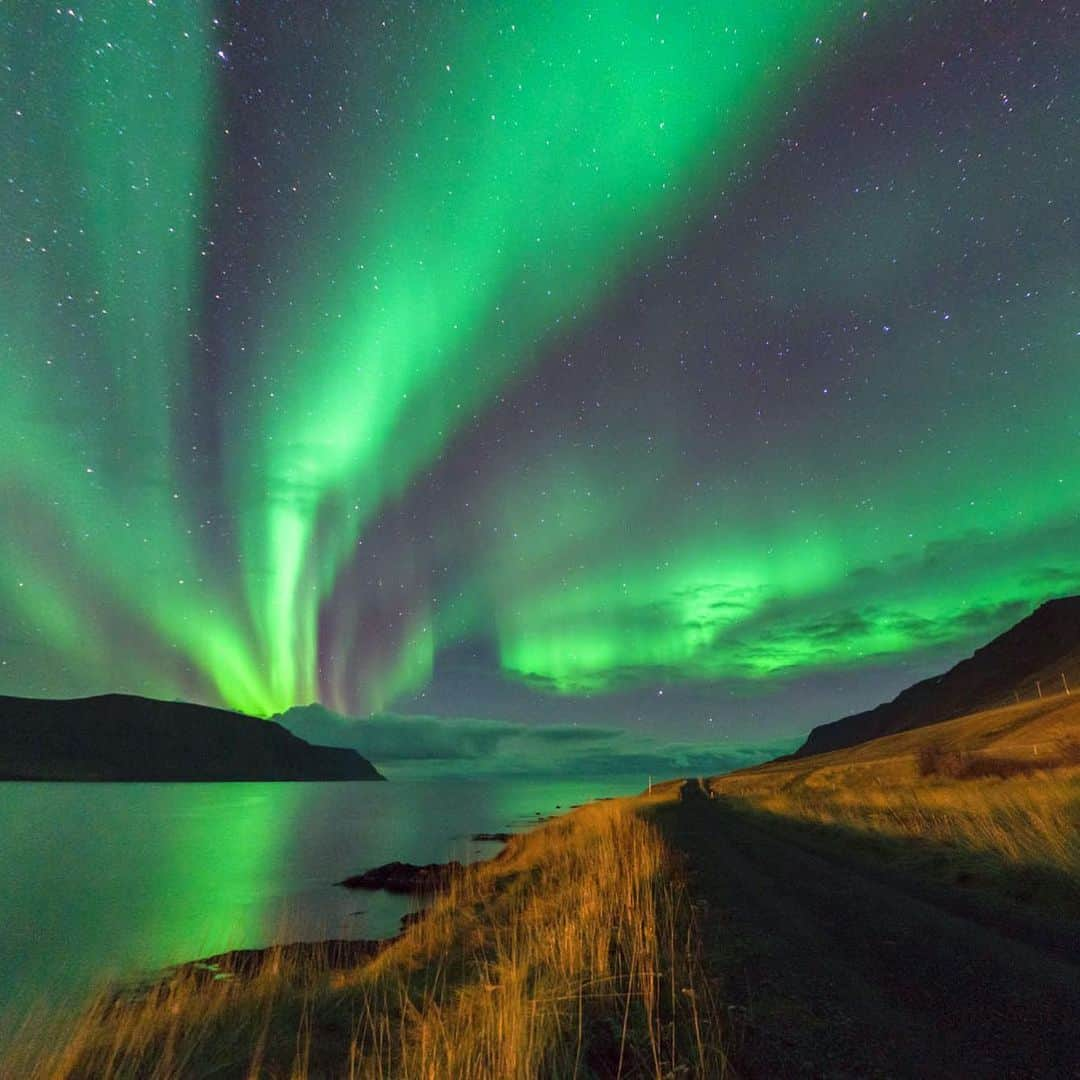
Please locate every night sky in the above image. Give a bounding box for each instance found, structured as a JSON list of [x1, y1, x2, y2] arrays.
[[2, 2, 1077, 770]]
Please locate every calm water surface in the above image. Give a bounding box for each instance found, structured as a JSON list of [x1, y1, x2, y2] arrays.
[[0, 774, 644, 1027]]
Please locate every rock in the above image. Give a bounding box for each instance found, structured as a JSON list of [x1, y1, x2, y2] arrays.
[[193, 938, 386, 979], [470, 831, 515, 842], [112, 938, 389, 1004], [336, 860, 463, 894], [399, 910, 427, 931]]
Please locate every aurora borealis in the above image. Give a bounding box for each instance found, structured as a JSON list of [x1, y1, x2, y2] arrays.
[[2, 2, 1078, 754]]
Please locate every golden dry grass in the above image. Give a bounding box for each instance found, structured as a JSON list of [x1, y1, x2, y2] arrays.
[[3, 793, 725, 1079], [710, 694, 1080, 906]]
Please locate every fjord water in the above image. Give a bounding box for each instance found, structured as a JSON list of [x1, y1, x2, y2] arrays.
[[0, 774, 644, 1028]]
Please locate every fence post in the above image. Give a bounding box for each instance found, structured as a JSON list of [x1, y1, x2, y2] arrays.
[[1037, 679, 1043, 699], [1063, 672, 1071, 696]]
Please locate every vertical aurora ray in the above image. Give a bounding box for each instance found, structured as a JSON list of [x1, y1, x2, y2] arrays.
[[230, 0, 866, 710], [1, 4, 278, 712]]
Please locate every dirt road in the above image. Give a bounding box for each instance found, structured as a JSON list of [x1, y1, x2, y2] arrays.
[[658, 781, 1080, 1078]]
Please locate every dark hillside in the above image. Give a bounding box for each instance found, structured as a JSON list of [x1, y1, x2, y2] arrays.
[[797, 597, 1080, 757], [0, 693, 385, 781]]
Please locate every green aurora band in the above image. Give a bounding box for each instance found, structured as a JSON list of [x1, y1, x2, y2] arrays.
[[2, 2, 1078, 720]]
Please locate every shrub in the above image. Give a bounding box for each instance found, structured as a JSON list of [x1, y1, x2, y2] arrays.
[[917, 744, 966, 778], [918, 738, 1080, 780]]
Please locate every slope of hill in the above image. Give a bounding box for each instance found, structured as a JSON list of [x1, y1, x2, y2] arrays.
[[796, 596, 1080, 757], [730, 691, 1080, 794], [710, 689, 1080, 911], [0, 693, 385, 781], [676, 689, 1080, 1074]]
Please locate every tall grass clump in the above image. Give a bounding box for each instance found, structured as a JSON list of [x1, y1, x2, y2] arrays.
[[3, 795, 725, 1078]]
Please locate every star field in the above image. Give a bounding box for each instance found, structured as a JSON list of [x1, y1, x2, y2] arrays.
[[1, 0, 1078, 753]]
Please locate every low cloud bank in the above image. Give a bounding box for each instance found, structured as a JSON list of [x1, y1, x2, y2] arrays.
[[276, 703, 798, 779]]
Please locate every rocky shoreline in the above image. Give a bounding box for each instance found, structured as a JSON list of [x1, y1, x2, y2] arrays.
[[144, 844, 509, 996], [335, 829, 518, 893], [336, 859, 465, 893], [119, 833, 527, 1001]]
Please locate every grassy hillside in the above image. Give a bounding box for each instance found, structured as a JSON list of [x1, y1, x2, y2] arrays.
[[711, 690, 1080, 915], [796, 596, 1080, 757], [3, 793, 724, 1079], [7, 691, 1077, 1075]]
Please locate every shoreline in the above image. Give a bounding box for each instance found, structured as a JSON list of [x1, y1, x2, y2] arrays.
[[114, 830, 529, 1002], [3, 787, 687, 1078]]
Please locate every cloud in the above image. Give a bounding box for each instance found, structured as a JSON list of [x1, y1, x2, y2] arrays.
[[1021, 565, 1080, 591], [525, 725, 624, 744], [279, 704, 515, 761], [705, 517, 1080, 681], [488, 513, 1080, 703], [276, 703, 796, 779]]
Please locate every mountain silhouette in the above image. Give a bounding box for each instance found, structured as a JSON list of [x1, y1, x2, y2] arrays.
[[796, 596, 1080, 758], [0, 692, 385, 781]]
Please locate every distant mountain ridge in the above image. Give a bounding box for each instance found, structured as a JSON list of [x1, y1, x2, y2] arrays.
[[795, 596, 1080, 758], [0, 693, 385, 781]]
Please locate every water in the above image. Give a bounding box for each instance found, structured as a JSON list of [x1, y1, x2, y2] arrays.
[[0, 774, 643, 1028]]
